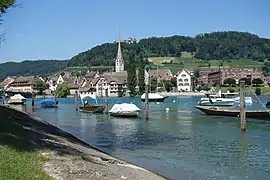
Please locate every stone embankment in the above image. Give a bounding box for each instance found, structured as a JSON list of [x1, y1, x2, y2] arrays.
[[0, 105, 167, 180]]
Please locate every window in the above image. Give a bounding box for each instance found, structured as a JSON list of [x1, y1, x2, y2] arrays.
[[184, 78, 188, 82], [179, 83, 183, 86], [181, 74, 186, 77], [178, 79, 183, 82], [185, 83, 189, 86]]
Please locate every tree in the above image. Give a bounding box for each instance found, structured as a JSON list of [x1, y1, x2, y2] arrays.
[[1, 0, 16, 42], [127, 53, 137, 96], [223, 78, 236, 86], [255, 88, 261, 95], [35, 80, 47, 95], [137, 52, 145, 95], [252, 78, 263, 86], [55, 82, 70, 98], [170, 77, 177, 87], [239, 77, 251, 86], [164, 80, 173, 92]]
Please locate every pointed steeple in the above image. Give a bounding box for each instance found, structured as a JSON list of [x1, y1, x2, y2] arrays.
[[115, 29, 124, 72]]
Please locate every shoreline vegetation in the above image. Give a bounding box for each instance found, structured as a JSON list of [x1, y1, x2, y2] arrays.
[[0, 105, 166, 180]]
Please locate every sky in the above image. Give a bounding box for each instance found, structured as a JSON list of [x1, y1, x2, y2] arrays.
[[0, 0, 269, 62]]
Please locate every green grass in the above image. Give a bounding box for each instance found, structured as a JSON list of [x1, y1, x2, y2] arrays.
[[0, 146, 51, 180], [149, 57, 264, 74], [0, 108, 52, 180]]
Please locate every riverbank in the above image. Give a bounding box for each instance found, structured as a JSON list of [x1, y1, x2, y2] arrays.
[[0, 105, 166, 180]]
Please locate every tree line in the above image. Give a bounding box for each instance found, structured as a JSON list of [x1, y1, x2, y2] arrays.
[[69, 31, 270, 67]]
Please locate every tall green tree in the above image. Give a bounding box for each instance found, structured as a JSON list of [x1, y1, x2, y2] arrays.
[[127, 53, 137, 96], [55, 82, 70, 98], [35, 80, 47, 95], [138, 52, 145, 94]]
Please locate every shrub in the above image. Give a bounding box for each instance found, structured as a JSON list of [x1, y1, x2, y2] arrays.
[[255, 88, 261, 96]]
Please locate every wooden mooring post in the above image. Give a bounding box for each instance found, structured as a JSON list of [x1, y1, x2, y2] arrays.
[[145, 69, 150, 121], [31, 92, 35, 107], [239, 80, 246, 132], [75, 91, 78, 111], [105, 88, 109, 114]]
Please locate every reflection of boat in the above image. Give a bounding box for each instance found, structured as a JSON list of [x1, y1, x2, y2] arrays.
[[141, 93, 167, 102], [40, 98, 58, 108], [8, 94, 26, 105], [79, 93, 105, 113], [109, 103, 140, 118], [195, 105, 270, 120]]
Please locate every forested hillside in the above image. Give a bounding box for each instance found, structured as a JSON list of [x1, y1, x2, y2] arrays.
[[68, 31, 270, 66], [1, 31, 270, 80], [0, 60, 68, 81]]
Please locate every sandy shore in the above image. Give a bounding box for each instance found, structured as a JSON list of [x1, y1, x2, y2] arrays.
[[0, 105, 167, 180]]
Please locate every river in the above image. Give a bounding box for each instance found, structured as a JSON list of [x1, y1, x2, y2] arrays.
[[12, 96, 270, 180]]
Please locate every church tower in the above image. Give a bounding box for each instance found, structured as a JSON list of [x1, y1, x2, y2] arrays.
[[115, 31, 124, 72]]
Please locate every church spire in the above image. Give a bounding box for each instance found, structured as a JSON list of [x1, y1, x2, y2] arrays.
[[115, 29, 124, 72]]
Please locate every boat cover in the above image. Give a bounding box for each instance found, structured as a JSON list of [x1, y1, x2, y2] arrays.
[[109, 103, 140, 113], [40, 98, 57, 105], [141, 93, 164, 99]]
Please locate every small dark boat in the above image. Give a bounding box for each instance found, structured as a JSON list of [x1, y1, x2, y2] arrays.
[[195, 105, 270, 120], [79, 104, 105, 113], [40, 98, 58, 108], [266, 101, 270, 108]]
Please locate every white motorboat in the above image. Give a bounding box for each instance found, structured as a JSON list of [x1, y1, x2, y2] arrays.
[[198, 90, 235, 106], [233, 96, 253, 104], [109, 103, 140, 118], [141, 93, 167, 102], [8, 94, 26, 105]]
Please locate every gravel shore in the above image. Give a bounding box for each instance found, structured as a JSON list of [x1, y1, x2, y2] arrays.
[[0, 105, 167, 180]]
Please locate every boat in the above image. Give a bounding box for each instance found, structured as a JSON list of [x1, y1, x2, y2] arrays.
[[109, 103, 140, 118], [79, 93, 105, 113], [195, 105, 270, 120], [141, 68, 167, 102], [40, 98, 58, 108], [8, 94, 26, 105], [141, 93, 167, 102], [234, 96, 253, 104], [198, 90, 235, 106], [266, 101, 270, 108]]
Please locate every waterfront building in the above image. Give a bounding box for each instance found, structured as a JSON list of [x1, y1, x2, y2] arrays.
[[176, 69, 194, 92]]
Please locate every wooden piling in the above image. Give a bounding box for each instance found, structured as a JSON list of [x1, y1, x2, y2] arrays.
[[105, 88, 109, 114], [145, 69, 150, 121], [239, 80, 246, 132], [75, 91, 78, 111], [31, 92, 35, 107]]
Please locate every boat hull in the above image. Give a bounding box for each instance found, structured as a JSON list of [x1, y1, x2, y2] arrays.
[[109, 111, 139, 118], [41, 104, 58, 108], [141, 97, 166, 102], [79, 105, 105, 113], [195, 105, 270, 120]]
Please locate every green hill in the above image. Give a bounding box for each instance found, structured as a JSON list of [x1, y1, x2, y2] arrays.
[[68, 31, 270, 67], [1, 31, 270, 79]]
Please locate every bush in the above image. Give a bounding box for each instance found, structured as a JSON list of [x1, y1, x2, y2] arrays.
[[255, 88, 261, 96], [227, 88, 235, 93]]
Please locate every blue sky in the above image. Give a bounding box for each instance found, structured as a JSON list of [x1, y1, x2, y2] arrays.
[[0, 0, 269, 62]]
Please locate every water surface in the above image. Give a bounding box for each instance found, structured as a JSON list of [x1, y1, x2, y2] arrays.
[[13, 96, 270, 180]]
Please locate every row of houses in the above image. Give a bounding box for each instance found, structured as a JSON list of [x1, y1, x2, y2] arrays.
[[0, 67, 267, 97]]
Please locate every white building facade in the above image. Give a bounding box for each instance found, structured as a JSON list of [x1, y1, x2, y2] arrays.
[[177, 69, 194, 92]]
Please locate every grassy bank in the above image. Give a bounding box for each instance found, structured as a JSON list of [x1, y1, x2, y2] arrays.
[[0, 107, 51, 180]]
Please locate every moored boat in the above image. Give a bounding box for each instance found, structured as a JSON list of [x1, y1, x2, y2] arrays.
[[195, 105, 270, 120], [79, 93, 105, 113], [8, 94, 26, 105], [109, 103, 140, 118], [266, 101, 270, 108], [141, 93, 167, 102], [40, 98, 58, 108]]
